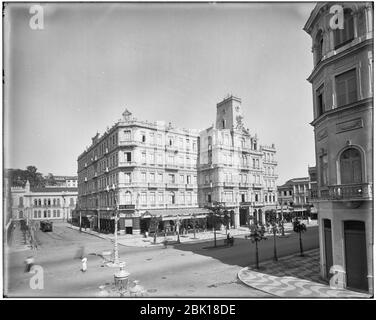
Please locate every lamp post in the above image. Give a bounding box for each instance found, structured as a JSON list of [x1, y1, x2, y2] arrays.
[[278, 199, 285, 236], [106, 184, 121, 267]]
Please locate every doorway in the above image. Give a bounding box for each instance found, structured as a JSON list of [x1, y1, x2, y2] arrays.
[[344, 220, 368, 292], [323, 219, 333, 280]]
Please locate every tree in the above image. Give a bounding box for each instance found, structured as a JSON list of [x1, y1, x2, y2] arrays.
[[207, 201, 225, 248], [268, 210, 279, 262], [222, 210, 230, 233], [249, 223, 267, 269], [293, 218, 307, 256], [7, 166, 45, 188], [150, 216, 162, 244], [45, 173, 57, 186]]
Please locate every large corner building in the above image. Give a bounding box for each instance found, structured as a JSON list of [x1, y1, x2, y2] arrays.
[[77, 96, 278, 235], [304, 2, 373, 294]]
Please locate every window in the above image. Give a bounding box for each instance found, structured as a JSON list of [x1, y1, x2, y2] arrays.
[[150, 192, 156, 205], [158, 173, 163, 183], [148, 153, 154, 164], [141, 172, 146, 182], [57, 210, 60, 217], [125, 152, 132, 162], [157, 153, 163, 165], [255, 194, 259, 202], [168, 174, 175, 184], [187, 175, 191, 184], [157, 134, 162, 145], [140, 192, 147, 205], [315, 30, 324, 65], [180, 175, 185, 184], [316, 85, 325, 117], [336, 69, 357, 107], [141, 152, 146, 164], [124, 130, 131, 141], [125, 173, 131, 183], [334, 9, 354, 49], [180, 192, 185, 204], [169, 192, 175, 204], [340, 148, 362, 184], [188, 192, 192, 205], [158, 192, 164, 204], [207, 194, 212, 203], [149, 172, 155, 182], [319, 154, 328, 186], [222, 119, 226, 129], [141, 133, 146, 143]]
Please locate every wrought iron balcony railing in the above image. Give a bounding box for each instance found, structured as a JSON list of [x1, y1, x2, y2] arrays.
[[311, 183, 372, 201]]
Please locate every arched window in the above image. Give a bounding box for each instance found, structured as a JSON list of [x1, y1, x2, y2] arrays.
[[170, 192, 175, 204], [334, 9, 354, 49], [315, 30, 324, 65], [340, 148, 362, 184]]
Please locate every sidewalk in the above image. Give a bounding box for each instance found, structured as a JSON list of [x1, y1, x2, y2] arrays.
[[69, 220, 318, 247], [238, 248, 371, 298], [6, 224, 31, 253]]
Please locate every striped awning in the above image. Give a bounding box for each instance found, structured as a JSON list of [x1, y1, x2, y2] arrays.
[[143, 208, 211, 221]]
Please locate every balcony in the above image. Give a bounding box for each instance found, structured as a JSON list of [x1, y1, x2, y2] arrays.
[[185, 184, 195, 189], [165, 163, 179, 170], [252, 183, 263, 189], [148, 182, 164, 189], [223, 182, 237, 188], [119, 161, 137, 167], [239, 182, 252, 188], [119, 140, 138, 147], [166, 183, 179, 189], [311, 183, 373, 201]]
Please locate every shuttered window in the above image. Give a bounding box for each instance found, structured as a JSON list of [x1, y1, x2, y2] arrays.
[[340, 148, 362, 184], [336, 69, 357, 107]]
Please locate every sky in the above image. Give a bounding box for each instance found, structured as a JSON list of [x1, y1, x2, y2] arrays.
[[4, 2, 317, 184]]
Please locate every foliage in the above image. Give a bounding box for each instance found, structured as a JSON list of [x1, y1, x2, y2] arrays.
[[293, 218, 307, 234], [249, 223, 267, 243], [7, 166, 47, 188]]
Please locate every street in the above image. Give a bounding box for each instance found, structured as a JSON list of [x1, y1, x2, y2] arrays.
[[5, 222, 319, 297]]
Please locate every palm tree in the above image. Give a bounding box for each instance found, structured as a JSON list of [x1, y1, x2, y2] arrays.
[[249, 223, 267, 269], [293, 218, 307, 256]]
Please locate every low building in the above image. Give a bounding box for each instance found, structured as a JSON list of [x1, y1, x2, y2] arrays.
[[277, 177, 312, 221], [52, 176, 78, 188], [11, 181, 77, 221]]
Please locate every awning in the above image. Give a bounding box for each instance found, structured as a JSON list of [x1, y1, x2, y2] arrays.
[[142, 208, 211, 221]]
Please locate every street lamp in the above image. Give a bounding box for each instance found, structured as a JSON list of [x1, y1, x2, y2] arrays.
[[277, 198, 285, 236], [106, 184, 121, 267]]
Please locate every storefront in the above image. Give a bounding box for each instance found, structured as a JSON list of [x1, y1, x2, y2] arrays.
[[140, 208, 211, 235]]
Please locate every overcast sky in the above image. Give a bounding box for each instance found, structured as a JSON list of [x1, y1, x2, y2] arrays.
[[4, 2, 316, 184]]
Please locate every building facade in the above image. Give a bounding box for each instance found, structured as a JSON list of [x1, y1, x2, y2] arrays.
[[10, 181, 77, 221], [198, 96, 278, 227], [304, 2, 373, 293], [277, 177, 313, 220], [53, 176, 78, 188], [77, 110, 209, 235]]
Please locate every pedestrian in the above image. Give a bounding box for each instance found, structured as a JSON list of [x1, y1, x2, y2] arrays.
[[24, 256, 35, 273], [81, 257, 87, 272]]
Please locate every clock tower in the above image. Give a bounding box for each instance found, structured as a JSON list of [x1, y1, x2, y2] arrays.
[[215, 95, 244, 130]]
